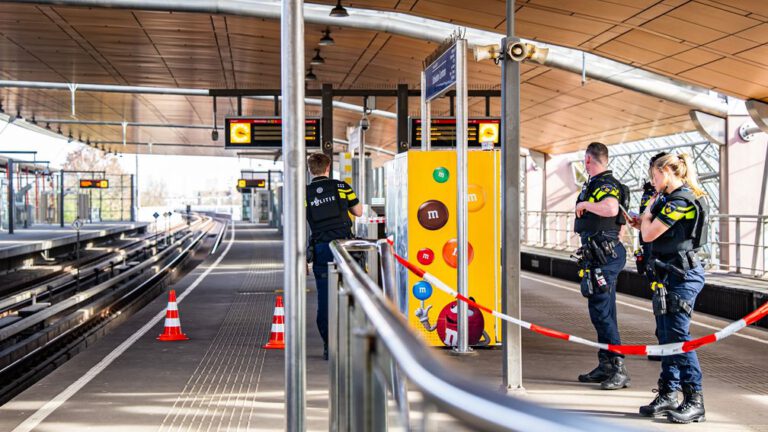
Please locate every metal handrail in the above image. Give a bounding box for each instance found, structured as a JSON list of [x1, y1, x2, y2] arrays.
[[329, 239, 622, 432], [523, 210, 768, 277]]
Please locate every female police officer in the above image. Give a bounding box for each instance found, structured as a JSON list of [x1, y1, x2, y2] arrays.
[[634, 153, 708, 424]]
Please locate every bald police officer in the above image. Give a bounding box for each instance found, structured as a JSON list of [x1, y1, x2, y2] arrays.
[[574, 142, 631, 390], [306, 153, 363, 360]]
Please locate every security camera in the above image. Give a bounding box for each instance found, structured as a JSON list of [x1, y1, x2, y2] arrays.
[[211, 129, 219, 141], [360, 116, 370, 131]]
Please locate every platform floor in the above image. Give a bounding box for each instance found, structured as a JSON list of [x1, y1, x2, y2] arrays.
[[1, 226, 766, 431], [0, 222, 149, 260]]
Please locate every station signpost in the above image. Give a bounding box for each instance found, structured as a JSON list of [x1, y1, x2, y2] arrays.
[[422, 35, 471, 354]]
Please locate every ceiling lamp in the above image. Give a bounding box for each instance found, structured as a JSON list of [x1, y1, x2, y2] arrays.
[[329, 0, 349, 17], [305, 67, 318, 81], [319, 28, 335, 46], [311, 49, 325, 65]]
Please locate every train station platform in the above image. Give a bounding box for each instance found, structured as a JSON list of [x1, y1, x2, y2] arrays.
[[1, 224, 767, 431], [0, 222, 149, 261]]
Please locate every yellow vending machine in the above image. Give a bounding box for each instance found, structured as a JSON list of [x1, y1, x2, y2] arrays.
[[386, 150, 501, 347]]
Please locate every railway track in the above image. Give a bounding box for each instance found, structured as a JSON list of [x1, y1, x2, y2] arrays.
[[0, 213, 229, 405]]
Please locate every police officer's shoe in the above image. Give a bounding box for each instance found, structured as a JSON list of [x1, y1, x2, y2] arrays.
[[667, 385, 705, 424], [639, 381, 679, 417], [600, 357, 631, 390], [578, 354, 613, 383]]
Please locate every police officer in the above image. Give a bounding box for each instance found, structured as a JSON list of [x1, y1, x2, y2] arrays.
[[637, 153, 667, 362], [634, 153, 708, 423], [306, 153, 363, 360], [574, 142, 631, 390]]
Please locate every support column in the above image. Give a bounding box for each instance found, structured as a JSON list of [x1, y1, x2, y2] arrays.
[[321, 83, 334, 174], [501, 0, 524, 391], [59, 170, 65, 228], [455, 38, 470, 354], [420, 71, 431, 151], [281, 0, 307, 429], [130, 174, 136, 222], [396, 84, 409, 153], [8, 160, 14, 234]]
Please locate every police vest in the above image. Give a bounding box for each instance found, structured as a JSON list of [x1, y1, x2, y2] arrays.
[[306, 178, 353, 235], [574, 171, 630, 234], [650, 188, 709, 256]]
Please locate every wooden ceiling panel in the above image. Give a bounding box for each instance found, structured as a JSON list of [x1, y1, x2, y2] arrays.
[[9, 1, 768, 156], [641, 15, 727, 45], [705, 35, 761, 54], [528, 0, 646, 23], [667, 1, 763, 33], [735, 43, 768, 67]]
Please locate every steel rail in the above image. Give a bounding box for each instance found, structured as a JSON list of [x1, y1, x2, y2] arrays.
[[0, 218, 211, 342], [0, 215, 204, 314]]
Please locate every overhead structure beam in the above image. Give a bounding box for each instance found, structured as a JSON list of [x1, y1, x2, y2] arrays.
[[0, 0, 728, 116]]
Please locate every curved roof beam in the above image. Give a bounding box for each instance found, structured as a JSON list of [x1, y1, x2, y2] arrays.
[[3, 0, 728, 116]]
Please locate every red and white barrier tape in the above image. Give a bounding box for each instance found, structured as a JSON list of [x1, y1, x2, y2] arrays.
[[366, 217, 386, 224], [389, 249, 768, 356]]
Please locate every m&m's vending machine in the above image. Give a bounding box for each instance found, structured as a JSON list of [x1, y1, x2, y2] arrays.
[[385, 150, 502, 347]]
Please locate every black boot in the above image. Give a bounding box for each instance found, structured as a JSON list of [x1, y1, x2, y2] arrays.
[[600, 357, 631, 390], [639, 381, 678, 417], [578, 352, 613, 383], [667, 385, 705, 423]]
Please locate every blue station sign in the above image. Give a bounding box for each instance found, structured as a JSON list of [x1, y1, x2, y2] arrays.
[[424, 44, 457, 102]]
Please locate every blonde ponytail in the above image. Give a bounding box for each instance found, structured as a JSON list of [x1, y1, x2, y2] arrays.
[[651, 153, 707, 198], [677, 153, 706, 198]]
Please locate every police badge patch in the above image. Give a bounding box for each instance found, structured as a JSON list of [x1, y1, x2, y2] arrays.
[[317, 187, 323, 194], [663, 202, 677, 215]]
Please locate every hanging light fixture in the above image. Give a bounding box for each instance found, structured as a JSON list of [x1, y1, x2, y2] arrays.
[[319, 28, 335, 46], [329, 0, 349, 17], [305, 67, 318, 81], [311, 48, 325, 65]]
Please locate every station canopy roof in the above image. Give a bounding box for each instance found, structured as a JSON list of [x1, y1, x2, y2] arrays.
[[0, 0, 766, 159]]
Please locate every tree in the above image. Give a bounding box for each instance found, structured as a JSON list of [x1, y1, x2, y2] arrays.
[[61, 147, 131, 221], [141, 178, 169, 207]]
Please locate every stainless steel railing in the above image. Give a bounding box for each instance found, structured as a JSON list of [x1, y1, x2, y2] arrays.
[[328, 239, 622, 432], [523, 211, 768, 277]]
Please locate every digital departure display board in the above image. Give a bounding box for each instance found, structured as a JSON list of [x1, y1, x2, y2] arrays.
[[237, 179, 266, 191], [225, 117, 321, 149], [79, 179, 109, 189], [410, 118, 501, 148]]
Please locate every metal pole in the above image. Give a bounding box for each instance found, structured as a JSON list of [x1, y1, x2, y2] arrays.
[[59, 170, 65, 227], [321, 83, 334, 174], [396, 83, 409, 153], [135, 153, 140, 218], [455, 38, 470, 354], [281, 0, 307, 429], [501, 0, 524, 391], [420, 71, 431, 151], [8, 160, 14, 234], [130, 174, 135, 222], [359, 101, 367, 207]]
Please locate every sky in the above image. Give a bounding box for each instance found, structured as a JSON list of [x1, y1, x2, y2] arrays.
[[0, 119, 283, 198]]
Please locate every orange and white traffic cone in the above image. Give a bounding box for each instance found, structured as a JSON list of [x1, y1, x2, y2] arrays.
[[263, 295, 285, 349], [157, 290, 189, 341]]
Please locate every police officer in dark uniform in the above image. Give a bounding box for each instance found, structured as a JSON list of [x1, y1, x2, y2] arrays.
[[306, 153, 363, 360], [636, 153, 668, 362], [635, 153, 708, 423], [574, 142, 631, 390]]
